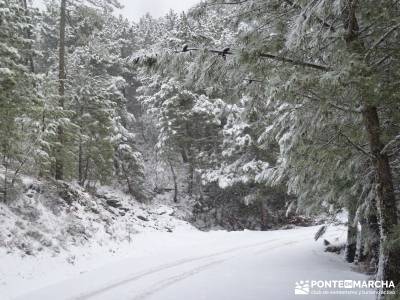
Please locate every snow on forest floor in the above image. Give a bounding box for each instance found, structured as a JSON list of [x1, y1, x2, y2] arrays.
[[0, 225, 374, 300], [0, 178, 194, 257]]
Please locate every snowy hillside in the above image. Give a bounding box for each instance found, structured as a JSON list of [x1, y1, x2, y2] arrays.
[[0, 177, 194, 257]]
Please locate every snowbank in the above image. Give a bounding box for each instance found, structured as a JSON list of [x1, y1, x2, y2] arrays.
[[0, 178, 194, 257]]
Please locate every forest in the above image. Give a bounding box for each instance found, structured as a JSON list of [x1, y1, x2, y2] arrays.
[[1, 0, 400, 299]]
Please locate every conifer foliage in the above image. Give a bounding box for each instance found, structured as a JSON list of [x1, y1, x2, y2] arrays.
[[0, 0, 146, 201], [134, 0, 400, 294]]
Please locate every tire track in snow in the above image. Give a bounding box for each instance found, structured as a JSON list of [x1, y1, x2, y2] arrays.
[[130, 259, 225, 300], [77, 237, 310, 300], [75, 238, 282, 300], [129, 239, 305, 300], [252, 240, 300, 255]]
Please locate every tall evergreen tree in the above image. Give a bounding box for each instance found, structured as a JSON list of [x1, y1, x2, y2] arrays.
[[0, 0, 40, 201]]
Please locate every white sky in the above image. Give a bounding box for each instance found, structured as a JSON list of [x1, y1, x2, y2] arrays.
[[118, 0, 201, 21], [31, 0, 201, 21]]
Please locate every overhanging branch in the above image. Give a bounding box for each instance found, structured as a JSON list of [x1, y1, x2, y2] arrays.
[[177, 46, 331, 71], [258, 52, 330, 71], [339, 130, 372, 158]]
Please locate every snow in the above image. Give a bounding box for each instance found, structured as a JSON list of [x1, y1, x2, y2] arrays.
[[0, 226, 373, 300], [0, 177, 194, 257]]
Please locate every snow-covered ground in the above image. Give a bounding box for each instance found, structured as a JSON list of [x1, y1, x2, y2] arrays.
[[1, 225, 373, 300], [0, 179, 193, 257]]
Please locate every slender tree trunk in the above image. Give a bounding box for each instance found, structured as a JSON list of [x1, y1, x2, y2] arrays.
[[20, 0, 35, 73], [3, 154, 8, 203], [187, 162, 194, 196], [55, 0, 67, 180], [38, 107, 46, 178], [169, 161, 178, 203], [260, 202, 268, 231], [78, 105, 84, 186], [345, 204, 357, 263], [125, 173, 134, 198], [181, 147, 194, 196], [180, 148, 188, 163], [355, 217, 366, 264], [78, 140, 83, 186], [83, 155, 90, 187], [362, 106, 400, 286]]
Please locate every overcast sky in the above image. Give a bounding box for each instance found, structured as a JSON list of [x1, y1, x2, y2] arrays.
[[31, 0, 201, 21], [118, 0, 201, 21]]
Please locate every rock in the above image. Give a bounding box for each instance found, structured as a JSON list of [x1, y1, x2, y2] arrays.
[[280, 224, 296, 230], [106, 199, 122, 208], [57, 183, 80, 205], [137, 215, 149, 222], [325, 243, 345, 254], [154, 187, 174, 194], [67, 255, 76, 265], [96, 194, 107, 200], [287, 215, 314, 227], [25, 248, 34, 256]]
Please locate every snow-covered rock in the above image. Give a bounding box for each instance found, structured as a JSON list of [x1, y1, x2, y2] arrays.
[[0, 178, 194, 257]]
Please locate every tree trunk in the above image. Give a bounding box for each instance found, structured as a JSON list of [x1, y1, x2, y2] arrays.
[[78, 141, 84, 186], [356, 198, 381, 273], [55, 0, 67, 180], [3, 154, 8, 203], [20, 0, 35, 73], [260, 202, 268, 231], [187, 162, 194, 196], [83, 155, 90, 187], [366, 208, 380, 272], [342, 0, 399, 289], [78, 105, 84, 186], [38, 107, 46, 178], [169, 161, 178, 203], [345, 204, 357, 263], [362, 105, 400, 286], [355, 217, 366, 264]]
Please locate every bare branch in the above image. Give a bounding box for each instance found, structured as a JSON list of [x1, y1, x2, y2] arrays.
[[258, 52, 330, 71], [206, 0, 250, 5], [381, 135, 400, 155], [244, 78, 265, 83], [297, 92, 361, 113], [339, 131, 372, 158], [365, 23, 400, 59], [179, 47, 331, 71]]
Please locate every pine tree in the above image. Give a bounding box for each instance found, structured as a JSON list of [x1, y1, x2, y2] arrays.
[[0, 0, 40, 201]]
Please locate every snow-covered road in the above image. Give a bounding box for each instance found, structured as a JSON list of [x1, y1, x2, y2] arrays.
[[2, 226, 373, 300]]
